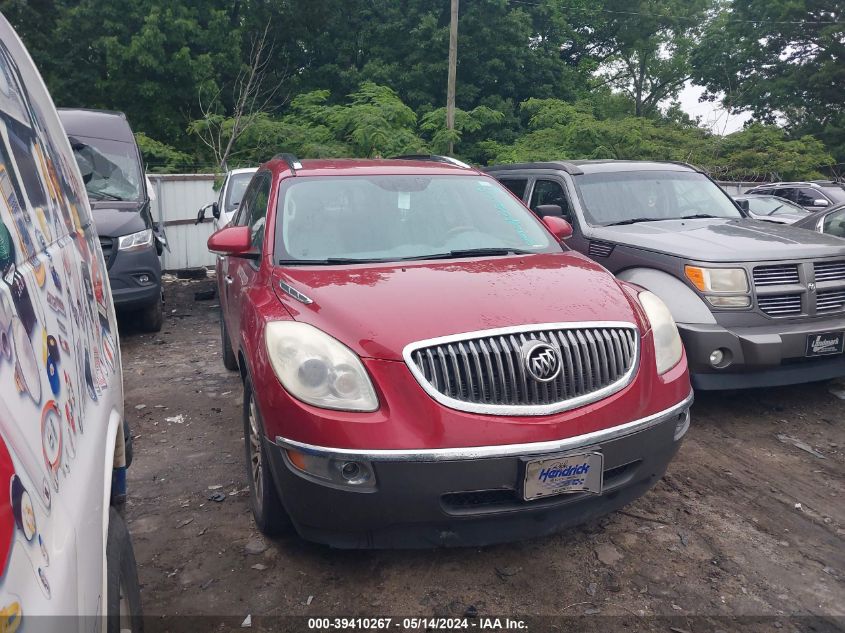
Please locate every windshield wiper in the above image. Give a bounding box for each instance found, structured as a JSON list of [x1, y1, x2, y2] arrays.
[[88, 191, 124, 201], [603, 217, 666, 226], [278, 257, 395, 265], [278, 248, 534, 266], [680, 214, 721, 220], [402, 247, 534, 261]]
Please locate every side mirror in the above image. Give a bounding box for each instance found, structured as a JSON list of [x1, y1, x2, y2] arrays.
[[813, 199, 830, 208], [542, 215, 573, 240], [207, 225, 257, 259], [534, 204, 563, 218], [195, 202, 220, 225], [736, 199, 750, 212]]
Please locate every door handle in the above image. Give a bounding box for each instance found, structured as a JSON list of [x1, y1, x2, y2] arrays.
[[224, 275, 234, 284]]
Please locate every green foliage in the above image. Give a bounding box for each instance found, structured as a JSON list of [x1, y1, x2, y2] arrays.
[[692, 0, 845, 162], [4, 0, 840, 176], [419, 106, 504, 155], [325, 83, 423, 157], [135, 133, 193, 173], [707, 124, 834, 181]]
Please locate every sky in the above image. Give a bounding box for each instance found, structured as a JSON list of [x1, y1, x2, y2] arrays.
[[677, 82, 753, 135]]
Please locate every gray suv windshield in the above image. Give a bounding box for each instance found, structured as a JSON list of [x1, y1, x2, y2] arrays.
[[573, 170, 742, 226]]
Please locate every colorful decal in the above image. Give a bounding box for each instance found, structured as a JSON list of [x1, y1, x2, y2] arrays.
[[0, 25, 120, 620]]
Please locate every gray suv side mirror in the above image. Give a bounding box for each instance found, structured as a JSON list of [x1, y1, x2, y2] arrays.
[[534, 204, 564, 218], [813, 198, 830, 208]]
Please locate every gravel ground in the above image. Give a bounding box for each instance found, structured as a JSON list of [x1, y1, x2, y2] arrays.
[[120, 277, 845, 632]]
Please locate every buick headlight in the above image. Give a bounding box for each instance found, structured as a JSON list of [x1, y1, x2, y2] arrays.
[[264, 321, 378, 411], [684, 266, 748, 293], [117, 229, 153, 251], [639, 291, 683, 375]]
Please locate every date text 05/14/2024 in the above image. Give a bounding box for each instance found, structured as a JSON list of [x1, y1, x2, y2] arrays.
[[307, 617, 529, 630]]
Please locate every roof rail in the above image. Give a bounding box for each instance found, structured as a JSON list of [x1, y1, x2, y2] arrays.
[[482, 161, 584, 175], [272, 153, 302, 174], [753, 181, 815, 187], [391, 154, 472, 169]]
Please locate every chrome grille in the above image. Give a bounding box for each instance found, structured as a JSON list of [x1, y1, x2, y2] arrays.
[[405, 324, 639, 415], [757, 294, 802, 316], [753, 264, 799, 286], [817, 289, 845, 313], [814, 261, 845, 282]]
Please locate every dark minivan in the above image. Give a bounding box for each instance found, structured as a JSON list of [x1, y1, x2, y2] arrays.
[[58, 108, 164, 331]]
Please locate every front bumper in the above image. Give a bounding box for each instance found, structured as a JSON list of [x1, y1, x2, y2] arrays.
[[679, 318, 845, 389], [264, 393, 692, 548], [107, 244, 162, 310]]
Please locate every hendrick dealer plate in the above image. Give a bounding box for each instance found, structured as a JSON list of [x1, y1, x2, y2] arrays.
[[522, 452, 604, 501], [806, 331, 845, 357]]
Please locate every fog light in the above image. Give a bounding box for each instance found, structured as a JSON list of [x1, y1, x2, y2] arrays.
[[341, 461, 360, 480], [336, 460, 372, 485], [709, 349, 724, 366], [284, 449, 375, 488], [706, 295, 750, 308], [674, 410, 690, 441]]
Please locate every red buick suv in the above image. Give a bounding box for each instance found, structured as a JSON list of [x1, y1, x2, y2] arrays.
[[208, 154, 693, 548]]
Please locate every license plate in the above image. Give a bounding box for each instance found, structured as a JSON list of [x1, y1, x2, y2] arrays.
[[522, 452, 603, 501], [806, 331, 845, 357]]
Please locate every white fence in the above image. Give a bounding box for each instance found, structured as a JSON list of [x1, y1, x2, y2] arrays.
[[146, 174, 766, 271], [148, 174, 218, 271]]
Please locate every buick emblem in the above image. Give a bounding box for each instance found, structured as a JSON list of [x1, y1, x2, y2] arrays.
[[522, 340, 561, 382]]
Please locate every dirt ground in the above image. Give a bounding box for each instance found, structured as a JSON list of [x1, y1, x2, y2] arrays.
[[120, 277, 845, 632]]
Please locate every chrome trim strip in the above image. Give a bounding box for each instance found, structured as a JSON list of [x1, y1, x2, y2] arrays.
[[278, 280, 313, 304], [401, 321, 640, 416], [275, 391, 693, 462]]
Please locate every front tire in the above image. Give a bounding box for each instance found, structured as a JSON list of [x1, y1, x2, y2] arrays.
[[220, 316, 238, 371], [106, 508, 143, 633], [138, 296, 163, 333], [243, 376, 291, 537]]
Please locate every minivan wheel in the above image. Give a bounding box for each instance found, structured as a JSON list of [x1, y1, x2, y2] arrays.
[[106, 508, 143, 633], [243, 377, 291, 536], [220, 317, 238, 371], [138, 296, 163, 333]]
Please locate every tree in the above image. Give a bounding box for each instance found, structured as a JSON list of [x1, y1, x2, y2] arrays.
[[188, 24, 283, 172], [594, 0, 713, 117], [691, 0, 845, 162]]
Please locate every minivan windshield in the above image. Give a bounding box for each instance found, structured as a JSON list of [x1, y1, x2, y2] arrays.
[[225, 172, 254, 213], [276, 175, 557, 263], [69, 135, 143, 202], [573, 170, 742, 226]]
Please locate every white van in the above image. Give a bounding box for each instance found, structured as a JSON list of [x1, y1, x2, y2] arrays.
[[0, 14, 141, 631]]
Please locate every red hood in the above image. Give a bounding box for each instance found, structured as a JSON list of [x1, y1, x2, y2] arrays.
[[271, 252, 641, 361]]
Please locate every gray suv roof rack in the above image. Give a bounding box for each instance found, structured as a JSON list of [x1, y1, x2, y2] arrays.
[[391, 154, 472, 169], [482, 161, 585, 175], [272, 153, 302, 174]]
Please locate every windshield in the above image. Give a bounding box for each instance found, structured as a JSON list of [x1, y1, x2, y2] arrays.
[[69, 134, 143, 202], [573, 170, 742, 226], [225, 172, 254, 213], [744, 196, 809, 217], [275, 175, 557, 263]]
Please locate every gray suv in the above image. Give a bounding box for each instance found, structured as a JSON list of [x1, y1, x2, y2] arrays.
[[744, 181, 845, 211], [486, 160, 845, 389]]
